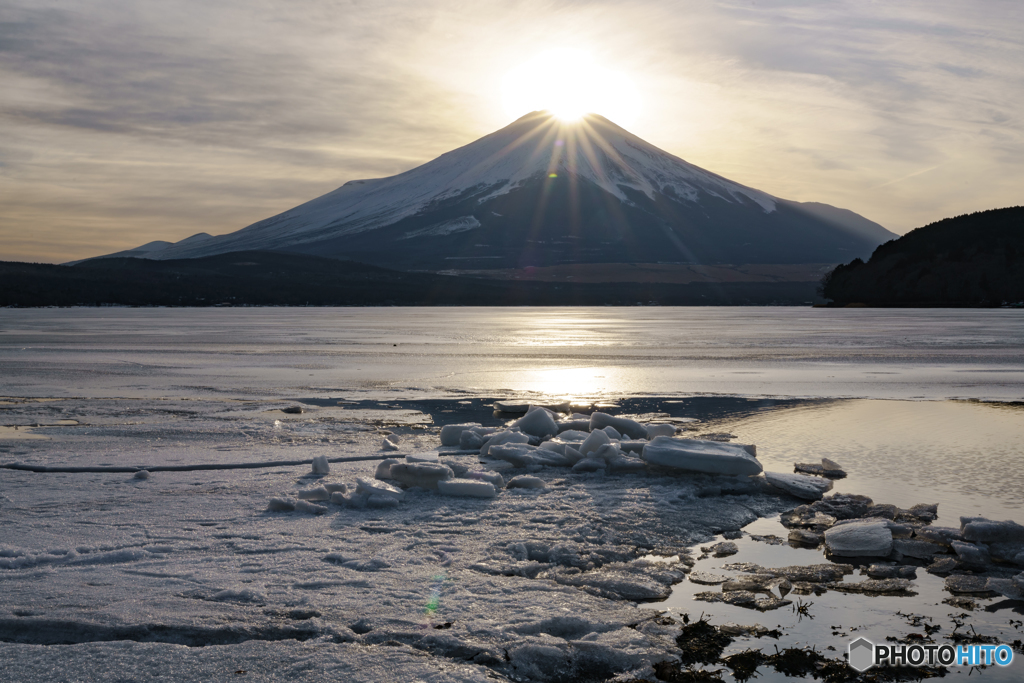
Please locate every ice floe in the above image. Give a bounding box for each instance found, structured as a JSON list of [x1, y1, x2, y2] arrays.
[[824, 520, 894, 557], [511, 409, 559, 438], [387, 462, 454, 490], [437, 478, 498, 498], [506, 475, 546, 490], [590, 412, 648, 440], [296, 485, 330, 501], [641, 437, 762, 476], [762, 471, 833, 500]]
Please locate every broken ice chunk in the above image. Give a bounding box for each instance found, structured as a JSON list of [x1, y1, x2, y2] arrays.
[[706, 541, 739, 557], [133, 470, 150, 480], [489, 443, 538, 468], [459, 430, 484, 450], [645, 424, 676, 439], [374, 458, 400, 480], [531, 449, 573, 467], [367, 494, 400, 509], [951, 540, 991, 567], [480, 430, 530, 456], [536, 441, 567, 455], [589, 412, 648, 440], [388, 463, 454, 490], [437, 478, 498, 498], [493, 400, 529, 413], [355, 477, 404, 501], [689, 571, 728, 585], [788, 529, 823, 546], [310, 455, 330, 475], [466, 470, 504, 488], [606, 454, 646, 474], [297, 486, 330, 501], [961, 518, 1024, 544], [294, 500, 328, 515], [507, 475, 546, 490], [823, 520, 893, 557], [572, 457, 607, 473], [334, 491, 368, 508], [762, 472, 833, 501], [589, 444, 643, 472], [381, 437, 400, 451], [556, 419, 591, 433], [830, 578, 914, 595], [579, 429, 611, 456], [512, 409, 559, 438], [641, 437, 762, 476], [794, 457, 847, 478], [440, 422, 481, 446], [592, 443, 623, 462], [601, 425, 621, 440], [891, 539, 943, 561], [266, 497, 297, 512], [563, 445, 585, 464]]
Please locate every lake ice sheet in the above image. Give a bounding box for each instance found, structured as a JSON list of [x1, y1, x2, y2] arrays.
[[1, 308, 1023, 681], [1, 307, 1023, 401]]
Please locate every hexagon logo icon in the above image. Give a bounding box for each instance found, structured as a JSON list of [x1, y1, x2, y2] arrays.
[[848, 637, 875, 672]]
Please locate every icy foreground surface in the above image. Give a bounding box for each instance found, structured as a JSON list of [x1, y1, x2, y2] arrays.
[[0, 401, 796, 681]]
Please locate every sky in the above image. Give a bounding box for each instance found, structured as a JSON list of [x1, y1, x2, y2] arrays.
[[2, 0, 1022, 263]]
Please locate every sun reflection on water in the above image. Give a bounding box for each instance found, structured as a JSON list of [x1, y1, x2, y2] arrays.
[[516, 366, 625, 403]]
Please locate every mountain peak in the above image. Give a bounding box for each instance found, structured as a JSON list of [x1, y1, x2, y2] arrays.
[[95, 115, 894, 268]]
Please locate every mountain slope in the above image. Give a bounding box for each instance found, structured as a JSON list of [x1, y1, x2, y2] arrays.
[[110, 112, 895, 268], [822, 206, 1024, 306]]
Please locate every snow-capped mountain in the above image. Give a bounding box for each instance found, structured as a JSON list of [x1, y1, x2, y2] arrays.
[[112, 111, 895, 268]]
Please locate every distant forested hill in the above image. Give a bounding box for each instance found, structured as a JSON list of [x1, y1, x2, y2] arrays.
[[821, 206, 1024, 307], [0, 251, 821, 307]]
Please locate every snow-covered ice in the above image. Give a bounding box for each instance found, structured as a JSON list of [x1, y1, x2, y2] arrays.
[[4, 307, 1024, 681], [0, 396, 799, 682]]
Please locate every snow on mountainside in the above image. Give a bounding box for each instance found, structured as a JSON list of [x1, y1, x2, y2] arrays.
[[151, 112, 777, 260], [100, 112, 894, 268]]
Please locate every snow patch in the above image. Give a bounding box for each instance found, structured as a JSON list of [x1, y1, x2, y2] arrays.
[[401, 216, 481, 239]]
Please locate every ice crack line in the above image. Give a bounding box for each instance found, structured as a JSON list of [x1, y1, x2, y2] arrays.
[[1, 454, 403, 474], [0, 618, 351, 647]]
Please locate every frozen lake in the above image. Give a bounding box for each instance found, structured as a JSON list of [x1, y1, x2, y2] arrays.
[[2, 307, 1023, 681], [2, 307, 1023, 401]]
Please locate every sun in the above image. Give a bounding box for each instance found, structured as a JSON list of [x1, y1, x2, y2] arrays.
[[501, 48, 641, 126]]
